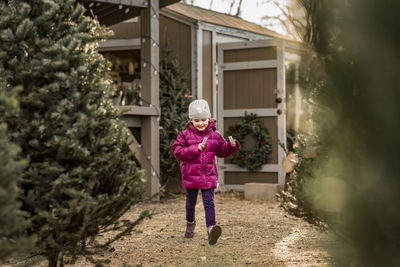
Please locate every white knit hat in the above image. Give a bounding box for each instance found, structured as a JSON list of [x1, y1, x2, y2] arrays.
[[188, 99, 211, 119]]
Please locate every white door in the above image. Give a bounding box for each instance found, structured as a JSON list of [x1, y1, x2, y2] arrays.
[[216, 39, 286, 191]]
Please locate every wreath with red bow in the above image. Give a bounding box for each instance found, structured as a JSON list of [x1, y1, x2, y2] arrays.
[[226, 112, 272, 171]]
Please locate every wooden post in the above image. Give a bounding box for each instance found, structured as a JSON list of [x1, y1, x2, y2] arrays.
[[140, 0, 160, 199]]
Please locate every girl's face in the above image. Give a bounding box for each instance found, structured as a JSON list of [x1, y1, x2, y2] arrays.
[[191, 118, 209, 131]]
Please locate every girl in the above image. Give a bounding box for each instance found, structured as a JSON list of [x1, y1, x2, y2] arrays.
[[172, 99, 240, 245]]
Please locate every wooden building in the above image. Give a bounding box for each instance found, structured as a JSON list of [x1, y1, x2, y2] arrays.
[[96, 2, 306, 192], [80, 0, 180, 198]]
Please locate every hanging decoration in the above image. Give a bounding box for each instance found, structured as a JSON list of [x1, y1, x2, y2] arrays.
[[226, 112, 272, 171]]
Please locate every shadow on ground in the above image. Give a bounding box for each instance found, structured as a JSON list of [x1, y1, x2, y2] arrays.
[[21, 192, 335, 267]]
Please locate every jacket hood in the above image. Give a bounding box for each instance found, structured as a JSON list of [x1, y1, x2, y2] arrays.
[[208, 119, 217, 130]]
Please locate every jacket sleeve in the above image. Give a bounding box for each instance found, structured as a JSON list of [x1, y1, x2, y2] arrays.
[[215, 132, 240, 158], [172, 132, 199, 161]]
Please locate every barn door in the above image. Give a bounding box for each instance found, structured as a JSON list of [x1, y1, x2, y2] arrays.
[[216, 39, 286, 191]]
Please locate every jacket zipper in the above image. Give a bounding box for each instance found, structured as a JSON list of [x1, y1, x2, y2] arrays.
[[202, 132, 207, 187]]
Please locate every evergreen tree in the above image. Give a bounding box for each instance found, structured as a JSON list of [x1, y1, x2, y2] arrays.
[[0, 1, 145, 266], [0, 80, 33, 261], [159, 46, 191, 187]]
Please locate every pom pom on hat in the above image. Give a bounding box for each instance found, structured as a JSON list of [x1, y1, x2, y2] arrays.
[[188, 99, 211, 119]]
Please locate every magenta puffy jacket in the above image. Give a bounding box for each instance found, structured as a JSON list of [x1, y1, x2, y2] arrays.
[[172, 119, 240, 189]]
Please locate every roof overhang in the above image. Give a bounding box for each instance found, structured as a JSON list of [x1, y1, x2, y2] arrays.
[[79, 0, 179, 26]]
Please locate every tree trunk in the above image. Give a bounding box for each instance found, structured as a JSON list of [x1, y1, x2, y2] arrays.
[[47, 251, 64, 267]]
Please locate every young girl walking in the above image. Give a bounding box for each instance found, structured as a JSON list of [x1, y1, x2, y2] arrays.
[[172, 99, 240, 245]]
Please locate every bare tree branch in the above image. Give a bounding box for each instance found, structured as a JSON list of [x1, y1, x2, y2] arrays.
[[259, 0, 307, 41], [229, 0, 235, 15], [235, 0, 243, 17]]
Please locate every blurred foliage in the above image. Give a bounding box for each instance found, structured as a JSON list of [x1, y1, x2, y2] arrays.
[[277, 49, 329, 229], [0, 81, 34, 261], [279, 0, 400, 266], [277, 133, 328, 229]]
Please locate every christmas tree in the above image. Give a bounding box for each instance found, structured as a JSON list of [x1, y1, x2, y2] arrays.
[[159, 46, 191, 187], [0, 1, 145, 266]]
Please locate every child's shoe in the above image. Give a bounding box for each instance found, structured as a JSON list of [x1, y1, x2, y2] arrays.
[[207, 225, 222, 245], [185, 221, 196, 238]]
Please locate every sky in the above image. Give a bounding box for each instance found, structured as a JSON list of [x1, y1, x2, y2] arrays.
[[188, 0, 286, 35]]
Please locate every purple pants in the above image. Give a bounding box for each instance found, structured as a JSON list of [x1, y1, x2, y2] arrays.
[[186, 188, 215, 227]]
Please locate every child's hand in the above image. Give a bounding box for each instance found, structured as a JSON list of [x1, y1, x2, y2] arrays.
[[230, 140, 237, 147], [198, 143, 205, 151]]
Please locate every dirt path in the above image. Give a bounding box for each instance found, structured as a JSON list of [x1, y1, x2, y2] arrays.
[[27, 192, 335, 267]]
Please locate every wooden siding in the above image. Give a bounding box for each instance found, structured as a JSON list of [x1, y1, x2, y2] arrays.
[[223, 117, 278, 164], [224, 172, 278, 184], [202, 30, 213, 115], [223, 68, 277, 109], [159, 15, 192, 87], [224, 47, 277, 63]]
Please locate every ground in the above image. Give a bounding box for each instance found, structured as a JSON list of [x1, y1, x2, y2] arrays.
[[20, 192, 335, 267]]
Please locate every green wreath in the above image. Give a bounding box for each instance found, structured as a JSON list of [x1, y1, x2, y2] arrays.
[[226, 112, 272, 171]]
